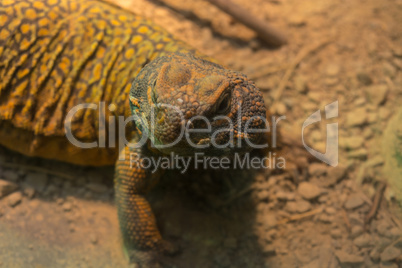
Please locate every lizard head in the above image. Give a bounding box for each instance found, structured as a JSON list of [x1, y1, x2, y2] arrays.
[[130, 53, 267, 156]]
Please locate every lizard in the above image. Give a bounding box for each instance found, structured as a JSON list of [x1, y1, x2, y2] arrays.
[[0, 0, 267, 265]]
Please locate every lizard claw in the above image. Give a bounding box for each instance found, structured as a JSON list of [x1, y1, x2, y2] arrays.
[[126, 240, 180, 267]]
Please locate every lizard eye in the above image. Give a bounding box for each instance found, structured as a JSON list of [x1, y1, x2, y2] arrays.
[[216, 93, 231, 115]]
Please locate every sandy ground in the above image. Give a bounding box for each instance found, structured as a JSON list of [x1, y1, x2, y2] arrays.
[[0, 0, 402, 267]]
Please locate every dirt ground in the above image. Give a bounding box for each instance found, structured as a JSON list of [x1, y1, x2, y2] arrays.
[[0, 0, 402, 267]]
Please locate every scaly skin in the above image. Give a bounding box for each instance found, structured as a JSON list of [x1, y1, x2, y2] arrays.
[[0, 0, 267, 265]]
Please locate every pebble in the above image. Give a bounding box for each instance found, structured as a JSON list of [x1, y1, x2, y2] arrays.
[[285, 200, 312, 213], [344, 193, 365, 209], [288, 14, 307, 27], [350, 225, 364, 239], [367, 112, 378, 124], [383, 62, 397, 77], [356, 71, 373, 85], [365, 84, 388, 106], [326, 64, 341, 76], [62, 202, 73, 212], [85, 182, 108, 194], [376, 221, 391, 236], [298, 182, 322, 200], [346, 107, 367, 127], [317, 214, 334, 224], [366, 155, 384, 167], [340, 137, 364, 150], [380, 246, 401, 262], [260, 213, 277, 228], [275, 191, 295, 201], [335, 250, 364, 264], [308, 163, 328, 176], [379, 107, 392, 120], [23, 188, 35, 199], [327, 166, 346, 185], [90, 234, 98, 245], [7, 191, 22, 207], [24, 173, 48, 193], [0, 179, 18, 199], [324, 207, 336, 215], [348, 148, 368, 159], [353, 233, 373, 248], [370, 247, 381, 261], [348, 213, 364, 226], [330, 229, 343, 239], [257, 190, 269, 201], [294, 75, 308, 94], [354, 97, 367, 107]]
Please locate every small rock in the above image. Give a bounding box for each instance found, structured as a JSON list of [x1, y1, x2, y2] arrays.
[[380, 246, 401, 262], [356, 71, 373, 85], [348, 148, 368, 159], [367, 112, 378, 124], [366, 155, 384, 167], [257, 190, 269, 201], [348, 213, 364, 226], [344, 193, 365, 209], [330, 229, 343, 239], [353, 233, 373, 248], [340, 137, 365, 150], [288, 14, 306, 27], [62, 202, 73, 212], [383, 62, 397, 78], [24, 173, 48, 192], [325, 207, 337, 215], [326, 166, 346, 185], [298, 182, 322, 200], [275, 191, 295, 201], [294, 75, 308, 94], [23, 188, 35, 199], [308, 163, 328, 176], [354, 97, 367, 107], [376, 221, 391, 236], [346, 107, 367, 127], [285, 200, 312, 213], [317, 214, 334, 223], [326, 64, 340, 76], [275, 102, 287, 115], [350, 225, 364, 239], [379, 107, 392, 120], [365, 84, 388, 106], [335, 250, 364, 264], [388, 227, 402, 238], [85, 182, 108, 194], [90, 234, 98, 245], [7, 191, 22, 207], [0, 179, 18, 199], [370, 247, 381, 262], [262, 213, 278, 228]]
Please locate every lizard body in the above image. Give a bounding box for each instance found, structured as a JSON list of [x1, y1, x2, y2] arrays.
[[0, 0, 267, 265]]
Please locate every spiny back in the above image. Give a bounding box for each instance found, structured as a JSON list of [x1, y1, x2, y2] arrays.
[[0, 0, 197, 141]]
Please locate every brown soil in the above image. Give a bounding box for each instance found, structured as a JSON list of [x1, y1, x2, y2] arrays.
[[1, 0, 401, 267]]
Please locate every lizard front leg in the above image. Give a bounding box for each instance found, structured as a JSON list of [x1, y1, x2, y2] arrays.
[[114, 142, 175, 266]]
